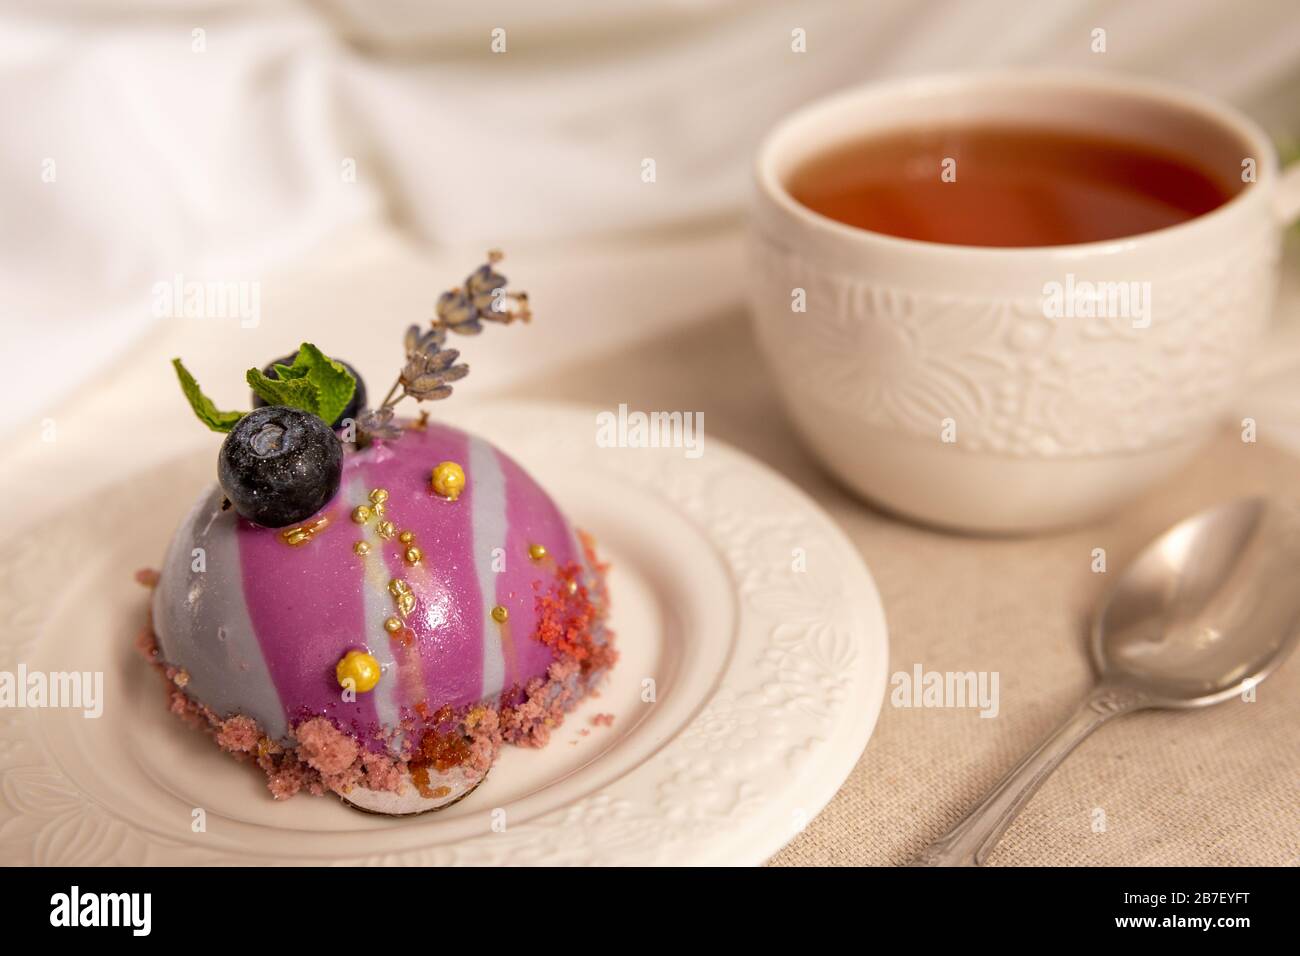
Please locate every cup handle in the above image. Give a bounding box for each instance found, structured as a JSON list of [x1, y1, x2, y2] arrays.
[[1276, 158, 1300, 225]]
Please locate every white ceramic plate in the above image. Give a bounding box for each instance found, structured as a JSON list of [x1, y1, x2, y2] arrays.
[[0, 401, 887, 865]]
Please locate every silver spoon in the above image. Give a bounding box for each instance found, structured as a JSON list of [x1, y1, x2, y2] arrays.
[[912, 497, 1300, 866]]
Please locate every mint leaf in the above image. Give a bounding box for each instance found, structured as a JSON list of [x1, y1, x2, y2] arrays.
[[270, 361, 309, 381], [299, 345, 357, 424], [246, 343, 356, 424], [245, 366, 319, 414], [172, 359, 245, 433]]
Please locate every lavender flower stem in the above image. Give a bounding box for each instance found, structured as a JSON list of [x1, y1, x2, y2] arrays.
[[379, 377, 402, 409]]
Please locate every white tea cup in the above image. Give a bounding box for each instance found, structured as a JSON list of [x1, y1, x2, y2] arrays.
[[748, 70, 1300, 534]]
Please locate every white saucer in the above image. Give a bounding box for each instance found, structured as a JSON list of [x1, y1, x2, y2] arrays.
[[0, 401, 887, 865]]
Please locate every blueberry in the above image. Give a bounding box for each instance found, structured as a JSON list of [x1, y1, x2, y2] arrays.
[[251, 354, 366, 428], [218, 406, 343, 528]]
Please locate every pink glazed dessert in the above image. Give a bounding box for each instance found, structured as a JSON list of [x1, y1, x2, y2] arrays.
[[141, 255, 615, 814]]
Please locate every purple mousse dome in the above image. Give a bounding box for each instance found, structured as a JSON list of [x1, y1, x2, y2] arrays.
[[152, 419, 601, 749]]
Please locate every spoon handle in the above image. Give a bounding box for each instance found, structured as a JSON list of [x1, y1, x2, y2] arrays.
[[910, 684, 1148, 866]]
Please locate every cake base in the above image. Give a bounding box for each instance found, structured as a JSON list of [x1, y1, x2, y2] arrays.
[[340, 767, 487, 815]]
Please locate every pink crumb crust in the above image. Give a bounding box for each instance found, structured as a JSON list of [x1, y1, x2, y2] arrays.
[[135, 541, 615, 802]]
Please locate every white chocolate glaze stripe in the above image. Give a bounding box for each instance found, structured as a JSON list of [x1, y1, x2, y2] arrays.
[[469, 435, 508, 698], [152, 486, 289, 741], [346, 473, 403, 749]]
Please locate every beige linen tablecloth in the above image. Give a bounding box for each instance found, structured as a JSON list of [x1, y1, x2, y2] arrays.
[[502, 310, 1300, 867]]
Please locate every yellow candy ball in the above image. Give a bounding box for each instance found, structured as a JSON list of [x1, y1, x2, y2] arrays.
[[431, 461, 466, 501], [335, 650, 381, 693]]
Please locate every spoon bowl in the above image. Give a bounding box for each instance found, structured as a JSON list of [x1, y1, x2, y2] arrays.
[[1092, 497, 1300, 707]]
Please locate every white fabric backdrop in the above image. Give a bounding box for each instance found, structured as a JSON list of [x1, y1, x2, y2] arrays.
[[2, 0, 1299, 423]]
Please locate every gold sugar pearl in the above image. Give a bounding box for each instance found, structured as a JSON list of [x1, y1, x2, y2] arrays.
[[398, 530, 416, 545], [335, 650, 381, 694], [431, 461, 466, 501], [369, 488, 389, 505], [383, 616, 402, 633], [491, 605, 509, 624], [404, 546, 423, 565], [527, 543, 547, 562], [372, 501, 386, 518], [376, 520, 396, 539], [351, 505, 372, 524], [388, 579, 411, 595], [354, 541, 371, 556]]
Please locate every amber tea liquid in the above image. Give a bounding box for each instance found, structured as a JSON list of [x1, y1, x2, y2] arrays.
[[786, 124, 1236, 247]]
